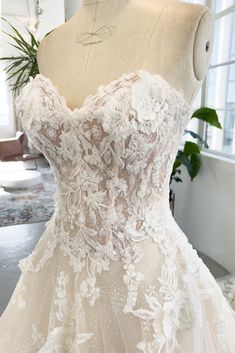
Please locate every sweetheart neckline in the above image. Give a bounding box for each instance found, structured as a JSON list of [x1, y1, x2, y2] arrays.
[[27, 68, 191, 115]]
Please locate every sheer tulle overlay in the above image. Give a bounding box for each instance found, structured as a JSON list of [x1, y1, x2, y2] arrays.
[[0, 69, 234, 353]]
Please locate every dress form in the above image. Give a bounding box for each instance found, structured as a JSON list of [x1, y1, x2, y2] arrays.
[[36, 0, 214, 109]]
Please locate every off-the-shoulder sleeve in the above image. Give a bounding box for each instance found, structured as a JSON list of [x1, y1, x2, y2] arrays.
[[15, 75, 70, 168]]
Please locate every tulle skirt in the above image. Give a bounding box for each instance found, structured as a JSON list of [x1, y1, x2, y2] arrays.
[[0, 215, 235, 353]]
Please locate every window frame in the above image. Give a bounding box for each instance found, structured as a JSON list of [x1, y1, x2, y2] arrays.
[[198, 0, 235, 160]]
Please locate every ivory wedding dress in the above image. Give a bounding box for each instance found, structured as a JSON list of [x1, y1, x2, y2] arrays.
[[0, 69, 235, 353]]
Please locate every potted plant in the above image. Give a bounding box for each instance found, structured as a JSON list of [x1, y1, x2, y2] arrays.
[[169, 107, 222, 215], [0, 18, 40, 96]]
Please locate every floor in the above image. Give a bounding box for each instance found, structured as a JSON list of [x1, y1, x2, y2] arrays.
[[0, 222, 45, 316], [0, 155, 49, 315]]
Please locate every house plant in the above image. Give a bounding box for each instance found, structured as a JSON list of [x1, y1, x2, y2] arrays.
[[0, 17, 40, 97], [169, 107, 222, 214]]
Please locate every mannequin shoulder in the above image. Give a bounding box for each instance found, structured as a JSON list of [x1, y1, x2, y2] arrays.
[[36, 12, 79, 71], [167, 1, 214, 81]]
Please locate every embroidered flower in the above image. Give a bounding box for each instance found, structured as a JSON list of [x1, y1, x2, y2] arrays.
[[131, 76, 165, 123], [80, 277, 100, 306]]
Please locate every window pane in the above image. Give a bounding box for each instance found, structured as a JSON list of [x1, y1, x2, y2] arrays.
[[215, 0, 235, 14], [210, 12, 235, 65], [206, 111, 235, 154], [223, 110, 235, 153], [205, 61, 235, 155], [207, 63, 235, 109], [0, 71, 10, 126]]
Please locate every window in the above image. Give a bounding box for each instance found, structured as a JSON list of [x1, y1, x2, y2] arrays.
[[0, 70, 10, 126], [186, 0, 235, 158]]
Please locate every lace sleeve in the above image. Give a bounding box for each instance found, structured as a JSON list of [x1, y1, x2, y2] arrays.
[[15, 75, 69, 169]]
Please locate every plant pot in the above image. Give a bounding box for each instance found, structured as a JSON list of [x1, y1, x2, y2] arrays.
[[0, 131, 24, 161], [169, 188, 175, 216]]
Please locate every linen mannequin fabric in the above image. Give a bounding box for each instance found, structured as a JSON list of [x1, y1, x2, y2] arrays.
[[0, 69, 235, 353]]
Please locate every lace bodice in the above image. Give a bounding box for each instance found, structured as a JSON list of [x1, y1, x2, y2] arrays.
[[6, 69, 234, 353], [15, 69, 190, 239], [15, 68, 193, 276]]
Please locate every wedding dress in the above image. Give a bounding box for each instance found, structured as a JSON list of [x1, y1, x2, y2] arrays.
[[0, 69, 235, 353]]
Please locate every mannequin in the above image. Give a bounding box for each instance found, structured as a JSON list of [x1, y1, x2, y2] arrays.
[[36, 0, 214, 109]]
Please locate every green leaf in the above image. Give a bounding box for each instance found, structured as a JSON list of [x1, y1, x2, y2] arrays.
[[0, 56, 26, 61], [183, 141, 200, 156], [172, 176, 183, 183], [26, 28, 39, 48], [4, 22, 32, 51], [192, 107, 222, 128], [5, 62, 29, 82], [5, 40, 30, 55], [45, 29, 56, 37], [173, 159, 181, 169], [181, 141, 201, 180], [170, 104, 219, 185], [184, 129, 209, 148], [2, 18, 39, 56], [188, 153, 201, 180], [176, 151, 191, 167], [176, 149, 201, 180], [5, 62, 22, 74], [12, 68, 26, 96], [2, 30, 27, 50]]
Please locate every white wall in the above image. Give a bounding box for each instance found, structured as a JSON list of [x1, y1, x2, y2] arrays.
[[64, 0, 82, 21], [37, 0, 65, 40], [172, 152, 235, 274], [0, 16, 28, 138]]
